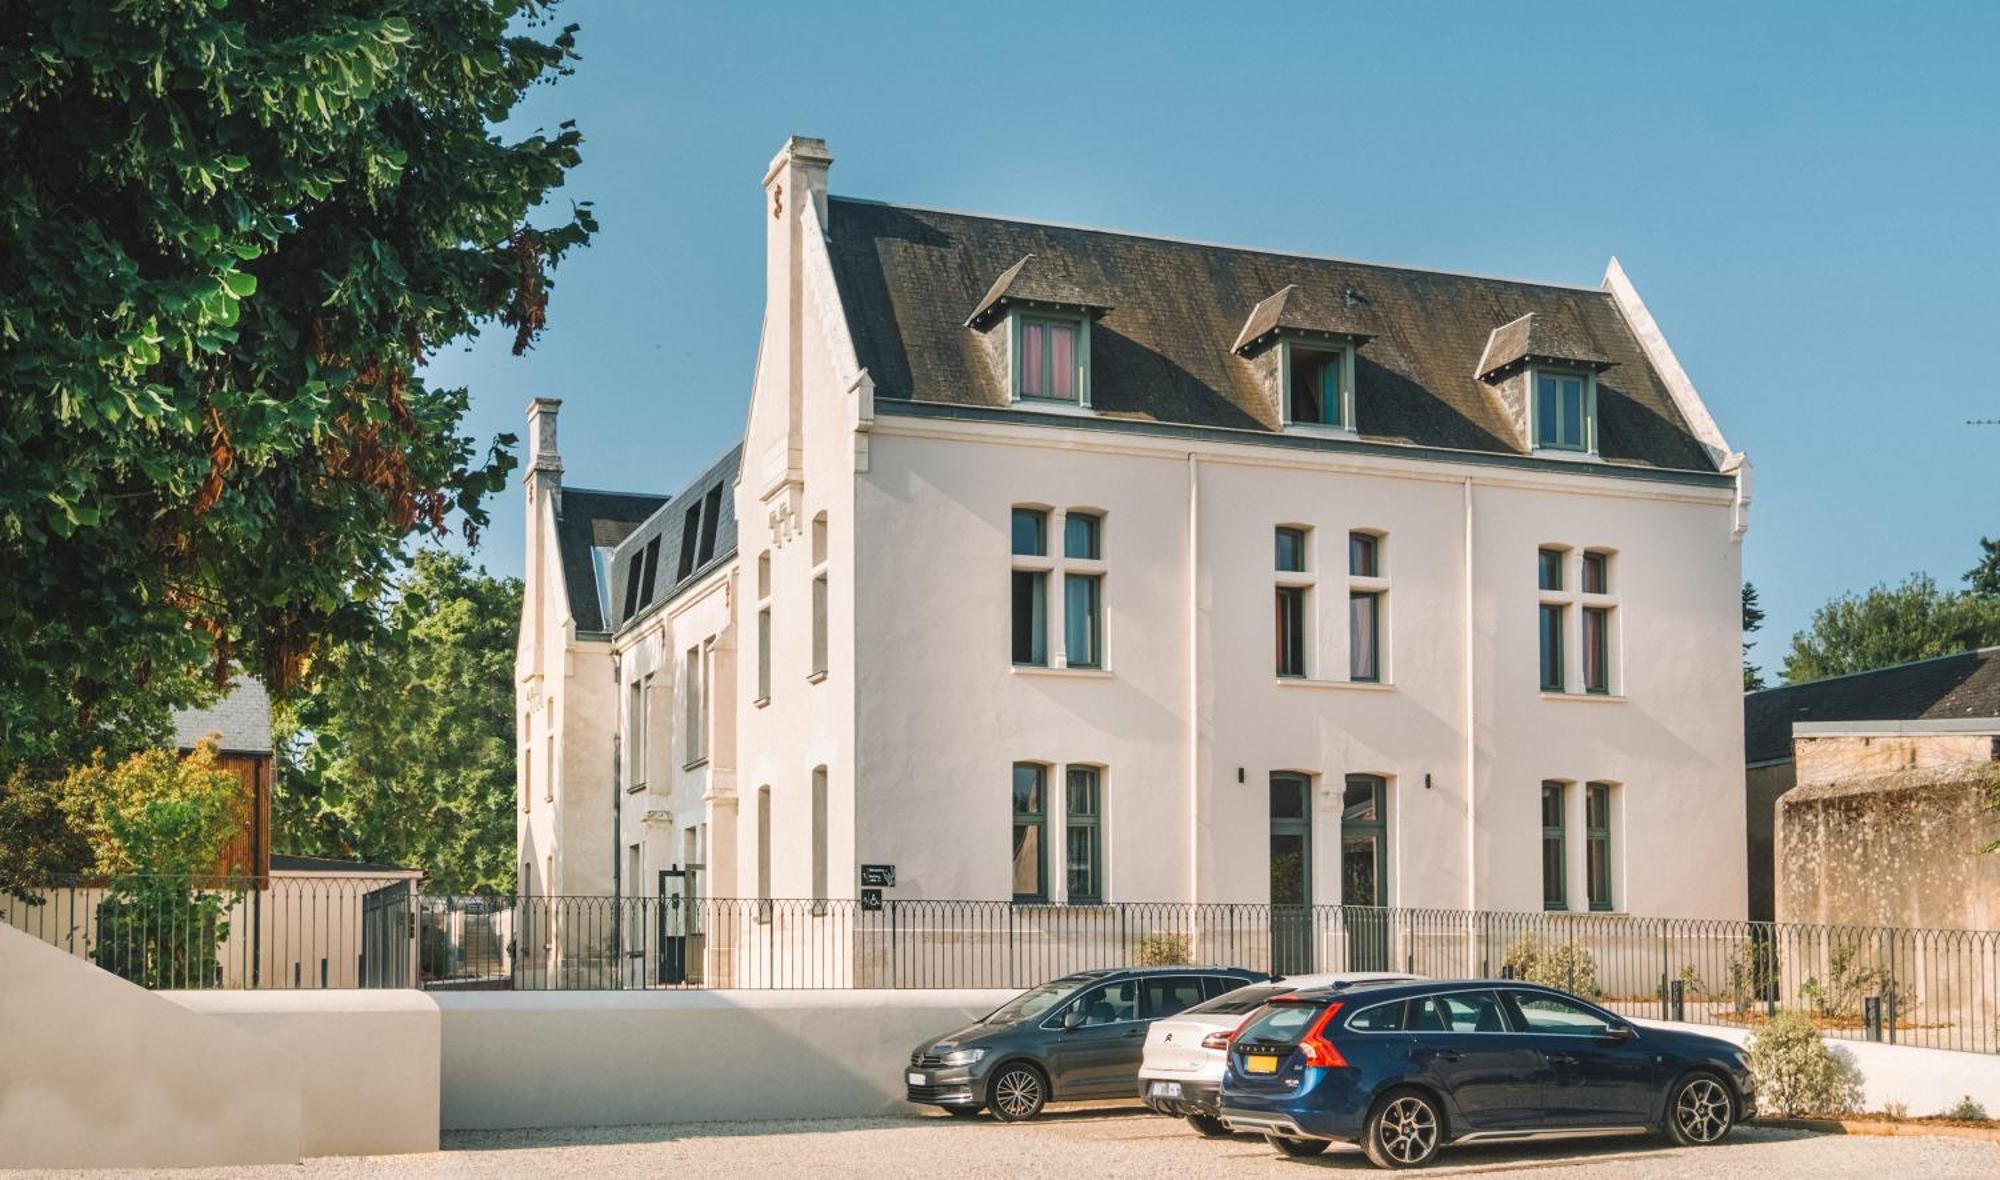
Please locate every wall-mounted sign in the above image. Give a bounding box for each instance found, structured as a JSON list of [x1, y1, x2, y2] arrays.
[[861, 864, 896, 888], [860, 888, 884, 911]]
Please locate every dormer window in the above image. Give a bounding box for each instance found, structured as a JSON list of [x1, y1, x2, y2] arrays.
[[1283, 341, 1353, 429], [1533, 369, 1594, 452], [1014, 313, 1088, 404]]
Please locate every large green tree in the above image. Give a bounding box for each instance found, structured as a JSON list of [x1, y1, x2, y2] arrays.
[[1968, 537, 2000, 599], [1742, 581, 1767, 692], [274, 550, 518, 892], [0, 1, 591, 774], [1780, 573, 2000, 684]]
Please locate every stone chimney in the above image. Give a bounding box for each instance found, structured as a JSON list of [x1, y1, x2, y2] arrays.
[[522, 398, 563, 661], [758, 137, 832, 498]]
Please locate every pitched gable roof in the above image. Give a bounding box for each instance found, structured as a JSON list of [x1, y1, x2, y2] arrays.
[[606, 444, 743, 632], [1231, 284, 1378, 355], [824, 197, 1717, 471], [555, 488, 669, 634], [1744, 648, 2000, 764], [1475, 311, 1614, 381]]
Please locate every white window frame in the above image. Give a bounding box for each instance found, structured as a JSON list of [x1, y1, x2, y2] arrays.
[[1347, 530, 1389, 684], [1528, 366, 1598, 456], [1280, 338, 1358, 434], [1009, 310, 1092, 408], [1539, 545, 1621, 699]]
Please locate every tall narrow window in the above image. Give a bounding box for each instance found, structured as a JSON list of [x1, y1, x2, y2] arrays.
[[1348, 532, 1378, 578], [1538, 547, 1564, 591], [1017, 317, 1082, 402], [1065, 766, 1102, 904], [756, 785, 772, 919], [1582, 607, 1609, 694], [1350, 592, 1381, 682], [1541, 781, 1568, 911], [1011, 508, 1049, 666], [1275, 526, 1307, 573], [1276, 586, 1307, 677], [1012, 763, 1047, 903], [1581, 551, 1609, 595], [683, 645, 706, 766], [1341, 775, 1388, 907], [1535, 371, 1590, 451], [811, 573, 828, 677], [1539, 604, 1566, 692], [694, 486, 722, 566], [1065, 574, 1102, 669], [756, 606, 772, 702], [627, 678, 647, 789], [811, 766, 829, 908], [677, 504, 701, 580], [544, 706, 555, 802], [1586, 783, 1613, 912]]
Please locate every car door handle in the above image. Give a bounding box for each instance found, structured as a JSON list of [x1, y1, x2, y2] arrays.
[[1545, 1053, 1579, 1066], [1122, 1028, 1144, 1039], [1413, 1048, 1461, 1063]]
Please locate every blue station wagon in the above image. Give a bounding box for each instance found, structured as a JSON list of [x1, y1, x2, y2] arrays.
[[1219, 979, 1755, 1168]]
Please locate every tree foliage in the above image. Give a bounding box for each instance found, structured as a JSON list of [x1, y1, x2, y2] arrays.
[[0, 1, 591, 772], [275, 550, 519, 892], [1780, 573, 2000, 684], [1968, 537, 2000, 599], [1742, 581, 1767, 692]]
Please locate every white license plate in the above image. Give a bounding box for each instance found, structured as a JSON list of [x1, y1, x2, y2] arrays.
[[907, 1071, 925, 1086], [1150, 1081, 1183, 1099]]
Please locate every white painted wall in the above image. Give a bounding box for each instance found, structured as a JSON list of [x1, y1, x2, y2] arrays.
[[166, 990, 440, 1158], [0, 922, 302, 1169], [1636, 1018, 2000, 1118], [437, 989, 1012, 1129]]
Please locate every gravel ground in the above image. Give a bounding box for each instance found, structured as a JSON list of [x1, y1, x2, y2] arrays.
[[10, 1108, 1998, 1179]]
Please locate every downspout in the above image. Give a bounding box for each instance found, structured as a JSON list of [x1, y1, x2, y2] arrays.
[[610, 648, 623, 977], [1186, 452, 1201, 904], [1462, 477, 1478, 915]]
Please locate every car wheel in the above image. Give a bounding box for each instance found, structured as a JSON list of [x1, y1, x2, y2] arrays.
[[1665, 1072, 1735, 1146], [1265, 1133, 1331, 1157], [1363, 1088, 1443, 1169], [988, 1063, 1048, 1122], [1187, 1114, 1231, 1138], [945, 1105, 982, 1118]]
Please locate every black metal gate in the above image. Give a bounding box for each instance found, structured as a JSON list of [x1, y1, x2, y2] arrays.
[[360, 881, 412, 987]]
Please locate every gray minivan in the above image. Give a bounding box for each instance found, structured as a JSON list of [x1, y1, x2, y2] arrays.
[[906, 965, 1266, 1121]]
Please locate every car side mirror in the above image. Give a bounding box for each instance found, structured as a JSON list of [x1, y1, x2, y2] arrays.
[[1062, 1010, 1083, 1032], [1604, 1024, 1634, 1042]]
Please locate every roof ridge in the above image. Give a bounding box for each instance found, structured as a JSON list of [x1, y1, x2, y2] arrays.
[[829, 194, 1612, 296], [1754, 645, 1999, 696]]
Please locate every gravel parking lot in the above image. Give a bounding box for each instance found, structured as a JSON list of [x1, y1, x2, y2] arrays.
[[12, 1108, 1999, 1179]]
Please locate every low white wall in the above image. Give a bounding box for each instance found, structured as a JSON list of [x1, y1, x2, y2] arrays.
[[1635, 1018, 2000, 1117], [0, 923, 302, 1170], [166, 990, 441, 1157], [436, 989, 1015, 1130]]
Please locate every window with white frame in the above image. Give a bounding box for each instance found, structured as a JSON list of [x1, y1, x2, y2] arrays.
[[1065, 766, 1103, 904], [1283, 340, 1355, 429], [1586, 781, 1616, 911], [1538, 545, 1618, 695], [811, 766, 829, 909], [543, 703, 556, 802], [1347, 530, 1387, 683], [1275, 525, 1312, 678], [1012, 762, 1047, 903], [1541, 780, 1568, 911], [1013, 313, 1089, 404], [1011, 507, 1049, 666], [756, 551, 772, 705], [626, 676, 649, 791], [1061, 510, 1105, 669], [683, 644, 707, 767], [1532, 369, 1595, 453], [755, 785, 772, 922], [810, 513, 829, 681]]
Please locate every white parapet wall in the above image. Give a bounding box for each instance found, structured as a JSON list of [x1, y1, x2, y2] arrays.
[[164, 989, 441, 1158], [0, 922, 303, 1170], [435, 988, 1016, 1130], [1635, 1018, 2000, 1117]]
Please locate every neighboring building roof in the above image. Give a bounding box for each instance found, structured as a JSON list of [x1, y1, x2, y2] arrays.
[[270, 853, 419, 876], [171, 678, 272, 754], [607, 444, 743, 632], [824, 197, 1718, 471], [1474, 310, 1614, 380], [1744, 647, 2000, 764], [555, 488, 670, 634]]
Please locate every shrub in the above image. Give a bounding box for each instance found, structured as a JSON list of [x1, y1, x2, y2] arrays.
[[1942, 1096, 1988, 1121], [1136, 932, 1190, 966], [1747, 1009, 1864, 1116], [1727, 939, 1781, 1016], [1501, 934, 1601, 997], [1800, 943, 1899, 1022], [1881, 1100, 1908, 1121]]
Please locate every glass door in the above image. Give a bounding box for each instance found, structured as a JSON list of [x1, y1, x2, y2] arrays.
[[1341, 775, 1389, 970], [1270, 774, 1314, 974]]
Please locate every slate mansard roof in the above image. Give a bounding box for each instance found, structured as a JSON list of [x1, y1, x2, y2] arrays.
[[555, 488, 670, 634], [604, 444, 743, 633], [823, 197, 1719, 473], [1743, 647, 2000, 765]]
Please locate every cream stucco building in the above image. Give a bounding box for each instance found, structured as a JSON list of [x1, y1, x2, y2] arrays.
[[517, 137, 1753, 981]]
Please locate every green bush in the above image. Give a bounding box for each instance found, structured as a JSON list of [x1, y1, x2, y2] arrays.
[[1727, 939, 1781, 1016], [1136, 932, 1190, 966], [1747, 1009, 1863, 1116], [1942, 1095, 1988, 1121], [1500, 934, 1601, 997], [1799, 943, 1899, 1022]]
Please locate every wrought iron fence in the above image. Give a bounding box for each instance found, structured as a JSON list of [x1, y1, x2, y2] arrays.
[[12, 883, 2000, 1056], [3, 874, 418, 989]]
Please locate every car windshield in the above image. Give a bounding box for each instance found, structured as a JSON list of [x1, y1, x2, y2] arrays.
[[1236, 1000, 1326, 1047], [983, 977, 1091, 1025], [1184, 983, 1295, 1017]]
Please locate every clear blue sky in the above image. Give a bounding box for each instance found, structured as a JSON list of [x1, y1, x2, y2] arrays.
[[434, 0, 2000, 679]]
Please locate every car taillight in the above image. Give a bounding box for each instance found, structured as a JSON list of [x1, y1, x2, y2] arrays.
[[1204, 1011, 1259, 1051], [1298, 1003, 1348, 1069]]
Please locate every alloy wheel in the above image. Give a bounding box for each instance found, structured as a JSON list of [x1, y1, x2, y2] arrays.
[[1377, 1095, 1439, 1165], [1674, 1077, 1732, 1143], [991, 1067, 1044, 1121]]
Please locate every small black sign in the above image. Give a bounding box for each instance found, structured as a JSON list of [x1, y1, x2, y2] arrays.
[[860, 888, 884, 911], [861, 864, 896, 888]]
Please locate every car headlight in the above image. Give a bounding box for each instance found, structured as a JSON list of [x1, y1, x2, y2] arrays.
[[941, 1048, 986, 1067]]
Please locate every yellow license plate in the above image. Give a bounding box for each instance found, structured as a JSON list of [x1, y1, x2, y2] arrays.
[[1246, 1054, 1279, 1074]]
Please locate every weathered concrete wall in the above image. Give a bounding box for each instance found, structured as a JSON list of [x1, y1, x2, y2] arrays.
[[1636, 1018, 2000, 1117], [436, 988, 1013, 1130], [1745, 760, 1794, 922], [1795, 732, 2000, 787], [165, 990, 440, 1158], [0, 923, 302, 1169], [1777, 762, 2000, 930]]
